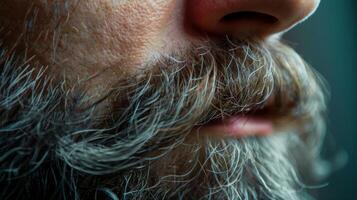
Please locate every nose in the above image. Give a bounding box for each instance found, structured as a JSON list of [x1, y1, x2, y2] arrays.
[[185, 0, 320, 38]]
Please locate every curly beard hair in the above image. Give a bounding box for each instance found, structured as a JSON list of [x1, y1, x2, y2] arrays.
[[0, 38, 328, 200]]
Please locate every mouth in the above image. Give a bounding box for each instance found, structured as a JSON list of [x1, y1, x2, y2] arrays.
[[197, 115, 274, 138], [195, 96, 298, 138]]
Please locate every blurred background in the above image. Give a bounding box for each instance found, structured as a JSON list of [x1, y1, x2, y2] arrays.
[[285, 0, 357, 199]]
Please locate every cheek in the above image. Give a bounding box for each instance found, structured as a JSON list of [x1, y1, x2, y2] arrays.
[[105, 1, 174, 60], [0, 0, 176, 104], [55, 0, 175, 85], [63, 0, 174, 67]]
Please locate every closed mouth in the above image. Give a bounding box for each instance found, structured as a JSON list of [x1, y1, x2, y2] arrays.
[[195, 95, 299, 138]]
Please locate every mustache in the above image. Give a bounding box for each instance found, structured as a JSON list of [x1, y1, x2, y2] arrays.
[[0, 38, 327, 197], [137, 39, 322, 118]]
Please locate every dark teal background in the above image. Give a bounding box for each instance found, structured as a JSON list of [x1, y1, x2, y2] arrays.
[[285, 1, 357, 199]]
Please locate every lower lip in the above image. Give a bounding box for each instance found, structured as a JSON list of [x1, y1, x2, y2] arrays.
[[197, 115, 274, 138]]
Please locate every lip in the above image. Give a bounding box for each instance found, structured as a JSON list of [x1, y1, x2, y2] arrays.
[[196, 115, 274, 138], [194, 91, 301, 138]]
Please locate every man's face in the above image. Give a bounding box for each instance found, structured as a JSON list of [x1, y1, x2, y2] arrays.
[[1, 0, 327, 199]]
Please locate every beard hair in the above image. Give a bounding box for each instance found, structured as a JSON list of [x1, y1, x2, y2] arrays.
[[0, 38, 328, 200]]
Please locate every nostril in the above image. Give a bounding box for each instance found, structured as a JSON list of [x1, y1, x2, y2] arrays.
[[187, 0, 319, 38], [221, 11, 279, 24]]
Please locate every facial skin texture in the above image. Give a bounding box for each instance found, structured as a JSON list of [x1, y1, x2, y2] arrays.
[[0, 0, 329, 200]]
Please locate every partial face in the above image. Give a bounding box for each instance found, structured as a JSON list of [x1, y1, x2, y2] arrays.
[[0, 0, 319, 100], [1, 0, 327, 199]]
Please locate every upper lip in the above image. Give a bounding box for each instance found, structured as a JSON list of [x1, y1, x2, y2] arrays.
[[223, 95, 297, 123]]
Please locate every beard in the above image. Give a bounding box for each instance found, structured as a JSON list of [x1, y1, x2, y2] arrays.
[[0, 38, 327, 200]]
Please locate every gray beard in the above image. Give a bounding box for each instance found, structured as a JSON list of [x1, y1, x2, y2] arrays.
[[95, 132, 322, 200], [0, 39, 328, 200]]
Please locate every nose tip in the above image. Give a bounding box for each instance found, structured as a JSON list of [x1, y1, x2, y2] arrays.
[[186, 0, 320, 38]]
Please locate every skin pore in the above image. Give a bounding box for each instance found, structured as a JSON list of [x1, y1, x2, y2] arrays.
[[0, 0, 328, 200]]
